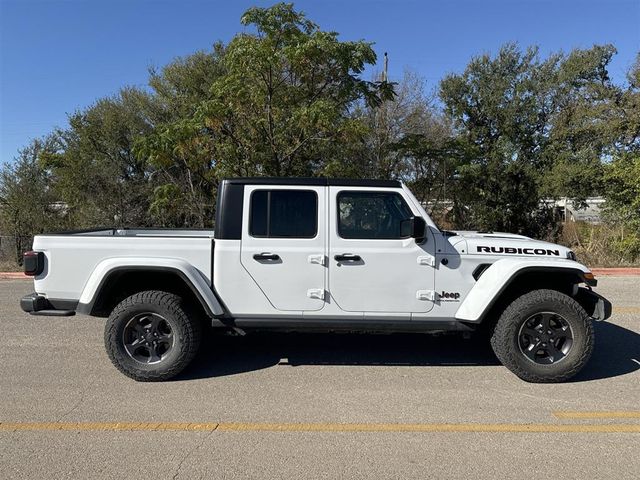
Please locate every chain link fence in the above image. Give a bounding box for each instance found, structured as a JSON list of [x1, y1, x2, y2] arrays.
[[0, 235, 31, 271]]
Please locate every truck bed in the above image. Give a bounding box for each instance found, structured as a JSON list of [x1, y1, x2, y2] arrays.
[[32, 228, 214, 301]]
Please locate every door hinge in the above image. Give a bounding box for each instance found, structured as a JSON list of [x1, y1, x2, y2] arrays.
[[307, 288, 326, 300], [417, 255, 436, 267], [308, 254, 325, 266], [416, 290, 437, 301]]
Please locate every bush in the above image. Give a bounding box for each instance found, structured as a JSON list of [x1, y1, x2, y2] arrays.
[[560, 221, 640, 267]]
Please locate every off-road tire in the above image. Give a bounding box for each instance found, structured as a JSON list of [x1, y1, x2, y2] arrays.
[[490, 289, 594, 383], [105, 290, 203, 381]]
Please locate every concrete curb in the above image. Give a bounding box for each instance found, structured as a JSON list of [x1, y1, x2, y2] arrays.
[[0, 272, 28, 279], [590, 268, 640, 276]]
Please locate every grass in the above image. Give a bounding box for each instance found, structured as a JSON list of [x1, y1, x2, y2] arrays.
[[0, 258, 21, 272], [560, 221, 640, 267]]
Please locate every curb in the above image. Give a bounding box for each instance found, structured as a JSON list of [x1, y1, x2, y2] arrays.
[[0, 272, 27, 279], [590, 268, 640, 276]]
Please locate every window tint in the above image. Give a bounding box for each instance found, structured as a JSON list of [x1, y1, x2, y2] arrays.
[[249, 191, 269, 236], [338, 191, 413, 239], [250, 190, 317, 238]]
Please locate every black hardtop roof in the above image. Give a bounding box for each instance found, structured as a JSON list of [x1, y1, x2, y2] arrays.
[[222, 177, 401, 188]]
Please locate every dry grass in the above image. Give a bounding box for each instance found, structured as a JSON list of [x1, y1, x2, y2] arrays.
[[560, 221, 640, 267], [0, 258, 21, 272]]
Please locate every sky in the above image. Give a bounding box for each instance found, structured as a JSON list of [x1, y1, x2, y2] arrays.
[[1, 0, 639, 165]]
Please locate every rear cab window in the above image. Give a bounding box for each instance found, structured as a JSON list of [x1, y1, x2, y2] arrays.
[[249, 189, 318, 238]]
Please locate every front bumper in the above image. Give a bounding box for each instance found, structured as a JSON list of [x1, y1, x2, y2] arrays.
[[20, 293, 77, 317], [576, 288, 612, 321]]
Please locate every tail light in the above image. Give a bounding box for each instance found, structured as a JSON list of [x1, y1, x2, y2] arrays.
[[23, 251, 45, 276]]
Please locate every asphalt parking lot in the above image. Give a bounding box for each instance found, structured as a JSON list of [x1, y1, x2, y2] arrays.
[[1, 277, 638, 479]]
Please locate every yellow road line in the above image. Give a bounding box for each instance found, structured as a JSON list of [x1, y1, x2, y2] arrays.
[[554, 411, 640, 419], [1, 421, 640, 433], [216, 423, 640, 433]]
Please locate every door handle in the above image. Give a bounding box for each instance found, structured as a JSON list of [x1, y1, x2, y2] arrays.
[[253, 252, 281, 261], [334, 253, 362, 262]]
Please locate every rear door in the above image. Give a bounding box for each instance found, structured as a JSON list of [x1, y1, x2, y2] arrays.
[[328, 187, 435, 313], [240, 185, 326, 312]]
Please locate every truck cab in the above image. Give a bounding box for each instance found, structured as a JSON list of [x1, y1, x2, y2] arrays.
[[214, 178, 439, 323]]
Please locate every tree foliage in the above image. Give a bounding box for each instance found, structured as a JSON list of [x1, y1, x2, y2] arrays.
[[0, 138, 61, 262], [41, 88, 156, 227], [1, 3, 639, 266], [136, 3, 394, 225], [438, 43, 624, 237]]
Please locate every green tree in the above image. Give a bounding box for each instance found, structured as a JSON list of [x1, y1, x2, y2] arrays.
[[136, 46, 227, 227], [138, 2, 394, 226], [348, 70, 451, 182], [597, 55, 640, 261], [605, 153, 640, 226], [542, 44, 619, 206], [439, 43, 620, 236], [41, 88, 156, 227], [0, 138, 62, 263]]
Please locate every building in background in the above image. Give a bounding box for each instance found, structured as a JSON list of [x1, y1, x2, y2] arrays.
[[553, 197, 604, 224], [423, 197, 605, 226]]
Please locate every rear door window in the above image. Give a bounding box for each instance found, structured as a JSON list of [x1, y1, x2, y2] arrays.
[[250, 190, 318, 238]]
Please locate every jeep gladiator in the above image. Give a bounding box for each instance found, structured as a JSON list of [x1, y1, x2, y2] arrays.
[[20, 178, 612, 382]]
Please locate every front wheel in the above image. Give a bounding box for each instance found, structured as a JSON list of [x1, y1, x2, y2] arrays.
[[490, 289, 594, 383], [105, 290, 203, 381]]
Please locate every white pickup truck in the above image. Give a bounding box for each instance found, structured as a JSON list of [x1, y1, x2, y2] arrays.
[[20, 178, 611, 382]]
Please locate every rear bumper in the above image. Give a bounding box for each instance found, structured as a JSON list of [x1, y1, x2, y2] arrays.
[[20, 293, 77, 317]]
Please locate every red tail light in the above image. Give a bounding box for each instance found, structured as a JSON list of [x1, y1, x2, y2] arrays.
[[23, 251, 44, 276]]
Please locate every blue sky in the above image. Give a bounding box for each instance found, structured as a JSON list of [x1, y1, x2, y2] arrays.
[[1, 0, 639, 165]]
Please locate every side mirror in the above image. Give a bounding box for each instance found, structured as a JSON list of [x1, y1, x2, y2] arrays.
[[400, 216, 427, 243]]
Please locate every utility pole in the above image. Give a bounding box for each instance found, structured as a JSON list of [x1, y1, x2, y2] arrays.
[[383, 52, 388, 82]]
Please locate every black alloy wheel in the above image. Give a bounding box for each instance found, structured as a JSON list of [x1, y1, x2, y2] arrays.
[[123, 312, 175, 364], [518, 312, 574, 365], [105, 290, 203, 381]]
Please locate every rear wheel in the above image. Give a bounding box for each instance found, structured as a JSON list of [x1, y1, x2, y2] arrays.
[[105, 290, 203, 381], [490, 289, 594, 383]]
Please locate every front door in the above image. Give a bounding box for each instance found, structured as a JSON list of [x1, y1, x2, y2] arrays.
[[240, 185, 326, 312], [328, 187, 435, 313]]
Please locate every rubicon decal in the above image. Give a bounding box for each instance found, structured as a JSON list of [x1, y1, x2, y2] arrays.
[[477, 246, 560, 256]]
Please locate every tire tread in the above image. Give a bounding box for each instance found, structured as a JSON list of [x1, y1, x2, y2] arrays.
[[490, 289, 594, 383], [104, 290, 202, 382]]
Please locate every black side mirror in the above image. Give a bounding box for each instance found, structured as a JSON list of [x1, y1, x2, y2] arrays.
[[400, 216, 427, 243]]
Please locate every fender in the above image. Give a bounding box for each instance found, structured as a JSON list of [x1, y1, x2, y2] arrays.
[[455, 258, 592, 322], [76, 257, 225, 317]]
